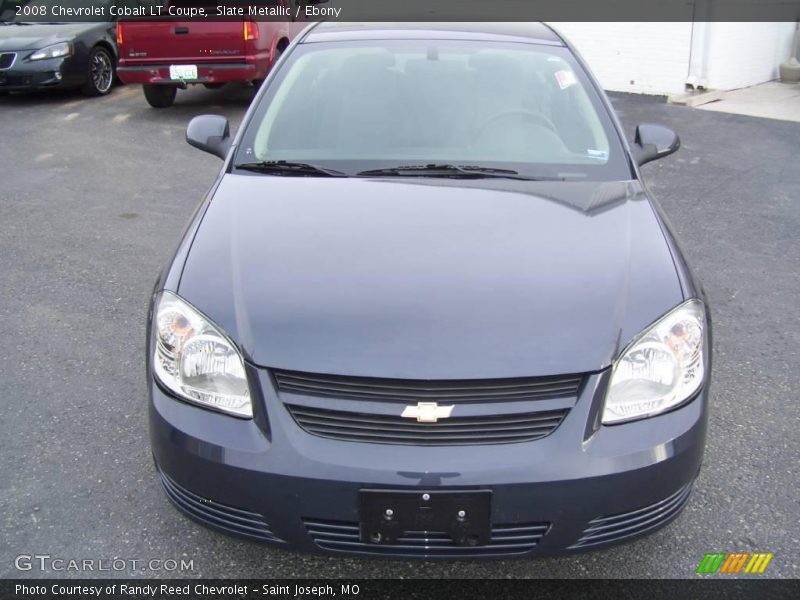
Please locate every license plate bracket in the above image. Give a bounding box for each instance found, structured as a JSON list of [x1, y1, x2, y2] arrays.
[[359, 489, 492, 546]]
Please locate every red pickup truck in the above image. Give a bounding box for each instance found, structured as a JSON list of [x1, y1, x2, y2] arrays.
[[116, 1, 310, 108]]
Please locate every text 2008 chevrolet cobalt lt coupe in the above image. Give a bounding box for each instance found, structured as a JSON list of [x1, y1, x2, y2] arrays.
[[147, 22, 710, 558]]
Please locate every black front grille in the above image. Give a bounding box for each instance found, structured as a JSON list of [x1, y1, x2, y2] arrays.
[[569, 483, 694, 549], [0, 53, 16, 70], [159, 472, 283, 543], [287, 404, 569, 445], [274, 369, 583, 403], [304, 518, 549, 557]]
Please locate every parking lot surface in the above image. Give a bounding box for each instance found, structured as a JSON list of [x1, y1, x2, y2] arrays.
[[1, 83, 798, 578]]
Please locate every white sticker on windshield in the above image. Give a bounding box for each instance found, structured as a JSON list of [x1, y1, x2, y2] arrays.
[[586, 149, 609, 161], [555, 69, 577, 90]]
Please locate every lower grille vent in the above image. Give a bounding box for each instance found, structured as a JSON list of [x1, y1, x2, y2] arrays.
[[303, 518, 549, 557], [569, 482, 693, 549], [159, 472, 283, 543]]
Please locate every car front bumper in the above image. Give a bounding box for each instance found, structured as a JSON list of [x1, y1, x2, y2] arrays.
[[149, 366, 708, 559], [0, 55, 84, 91]]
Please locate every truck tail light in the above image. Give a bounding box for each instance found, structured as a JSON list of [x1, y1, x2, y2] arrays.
[[116, 23, 123, 46], [243, 21, 259, 41]]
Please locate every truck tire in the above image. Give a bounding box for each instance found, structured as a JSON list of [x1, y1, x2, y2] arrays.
[[81, 46, 115, 96], [143, 84, 178, 108]]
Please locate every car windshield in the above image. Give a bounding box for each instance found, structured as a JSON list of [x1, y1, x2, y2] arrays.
[[236, 39, 631, 181]]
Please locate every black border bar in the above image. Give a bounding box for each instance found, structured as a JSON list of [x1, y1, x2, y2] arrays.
[[3, 0, 800, 23], [3, 579, 800, 600]]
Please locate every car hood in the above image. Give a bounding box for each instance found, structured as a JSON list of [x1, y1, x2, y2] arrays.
[[0, 23, 98, 51], [178, 176, 683, 379]]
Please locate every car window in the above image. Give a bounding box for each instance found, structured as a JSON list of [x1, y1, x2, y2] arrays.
[[238, 40, 630, 181]]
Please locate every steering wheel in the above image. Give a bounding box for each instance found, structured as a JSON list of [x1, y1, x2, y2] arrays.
[[471, 109, 559, 143]]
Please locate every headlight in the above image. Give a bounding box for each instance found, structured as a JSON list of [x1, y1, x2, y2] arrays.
[[602, 299, 706, 424], [29, 43, 72, 61], [152, 291, 252, 418]]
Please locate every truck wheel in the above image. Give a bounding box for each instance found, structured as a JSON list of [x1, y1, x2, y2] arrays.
[[143, 84, 178, 108], [81, 46, 115, 96]]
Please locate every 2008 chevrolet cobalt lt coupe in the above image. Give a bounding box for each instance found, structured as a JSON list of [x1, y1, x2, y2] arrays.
[[147, 22, 710, 558]]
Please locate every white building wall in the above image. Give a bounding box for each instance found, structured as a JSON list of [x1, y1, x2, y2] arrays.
[[549, 22, 694, 95], [702, 22, 796, 90], [550, 22, 798, 95]]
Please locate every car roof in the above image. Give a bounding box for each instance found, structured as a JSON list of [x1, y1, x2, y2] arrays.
[[301, 22, 565, 47]]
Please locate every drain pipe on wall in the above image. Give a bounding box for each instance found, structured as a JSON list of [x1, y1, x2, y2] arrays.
[[686, 0, 713, 90]]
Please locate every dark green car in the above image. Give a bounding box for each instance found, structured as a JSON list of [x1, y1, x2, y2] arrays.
[[0, 0, 118, 95]]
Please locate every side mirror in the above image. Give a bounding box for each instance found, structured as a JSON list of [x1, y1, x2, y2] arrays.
[[186, 114, 231, 160], [632, 123, 680, 166]]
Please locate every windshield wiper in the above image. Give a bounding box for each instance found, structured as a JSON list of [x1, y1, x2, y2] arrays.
[[235, 161, 347, 177], [357, 164, 558, 180]]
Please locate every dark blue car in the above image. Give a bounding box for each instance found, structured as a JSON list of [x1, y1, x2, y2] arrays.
[[147, 22, 710, 558]]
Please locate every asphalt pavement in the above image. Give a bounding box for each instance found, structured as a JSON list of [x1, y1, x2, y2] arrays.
[[0, 83, 798, 579]]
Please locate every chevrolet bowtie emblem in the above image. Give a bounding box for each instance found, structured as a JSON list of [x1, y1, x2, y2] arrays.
[[401, 402, 454, 423]]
